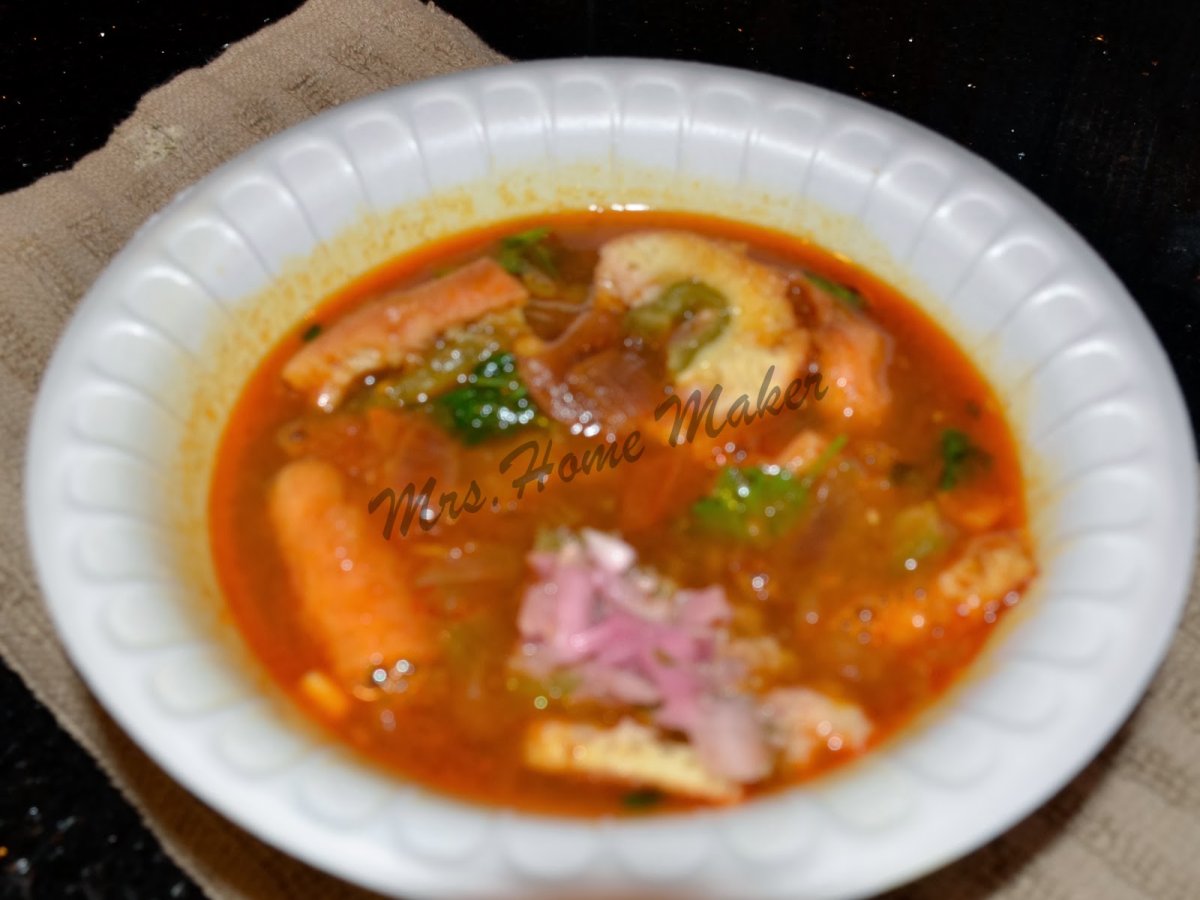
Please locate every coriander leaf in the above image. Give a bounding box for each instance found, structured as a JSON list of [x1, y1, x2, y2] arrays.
[[691, 436, 847, 543], [804, 433, 848, 479], [621, 788, 665, 810], [806, 272, 867, 310], [938, 428, 990, 490], [497, 227, 557, 278], [301, 323, 322, 342], [692, 466, 809, 542], [434, 351, 542, 445]]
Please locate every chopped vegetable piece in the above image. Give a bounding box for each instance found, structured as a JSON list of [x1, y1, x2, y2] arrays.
[[806, 433, 848, 478], [806, 272, 867, 310], [625, 280, 732, 374], [532, 525, 572, 554], [625, 281, 724, 338], [691, 435, 847, 542], [622, 788, 666, 809], [358, 336, 495, 410], [938, 428, 991, 490], [692, 466, 809, 542], [301, 323, 322, 342], [498, 227, 556, 275], [434, 351, 542, 444], [497, 227, 560, 298], [892, 501, 952, 565]]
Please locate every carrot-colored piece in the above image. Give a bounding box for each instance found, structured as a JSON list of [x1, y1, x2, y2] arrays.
[[268, 458, 433, 686], [812, 312, 893, 431], [283, 258, 529, 411], [936, 485, 1011, 531]]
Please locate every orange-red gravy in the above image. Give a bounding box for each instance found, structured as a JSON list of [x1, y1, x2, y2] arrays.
[[209, 210, 1029, 815]]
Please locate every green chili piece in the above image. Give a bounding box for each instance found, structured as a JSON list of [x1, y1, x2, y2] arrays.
[[625, 280, 732, 374], [806, 272, 867, 310]]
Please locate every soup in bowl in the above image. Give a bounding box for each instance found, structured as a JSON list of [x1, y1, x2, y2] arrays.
[[211, 211, 1034, 815], [26, 60, 1194, 899]]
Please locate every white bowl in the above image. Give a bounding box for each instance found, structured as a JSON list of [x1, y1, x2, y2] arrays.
[[25, 59, 1197, 899]]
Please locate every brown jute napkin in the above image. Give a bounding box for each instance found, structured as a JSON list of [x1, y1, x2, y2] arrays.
[[1, 1, 1197, 896]]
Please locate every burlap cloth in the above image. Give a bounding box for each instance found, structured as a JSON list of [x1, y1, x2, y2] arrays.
[[1, 1, 1196, 897]]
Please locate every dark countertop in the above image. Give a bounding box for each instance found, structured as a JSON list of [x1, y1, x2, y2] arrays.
[[1, 1, 1197, 897]]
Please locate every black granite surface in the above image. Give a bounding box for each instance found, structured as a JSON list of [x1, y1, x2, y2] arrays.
[[2, 0, 1197, 897]]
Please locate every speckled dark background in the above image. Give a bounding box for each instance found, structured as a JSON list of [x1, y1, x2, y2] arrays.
[[1, 1, 1197, 897]]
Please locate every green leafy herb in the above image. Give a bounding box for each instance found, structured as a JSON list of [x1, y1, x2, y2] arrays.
[[433, 351, 542, 445], [938, 428, 990, 490], [496, 227, 560, 298], [806, 433, 849, 478], [625, 280, 732, 373], [691, 435, 848, 543], [497, 227, 557, 277], [300, 323, 322, 342], [692, 466, 808, 542], [806, 272, 867, 310], [621, 788, 665, 810], [357, 336, 495, 410]]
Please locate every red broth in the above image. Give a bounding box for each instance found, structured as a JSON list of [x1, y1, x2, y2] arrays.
[[209, 210, 1032, 815]]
